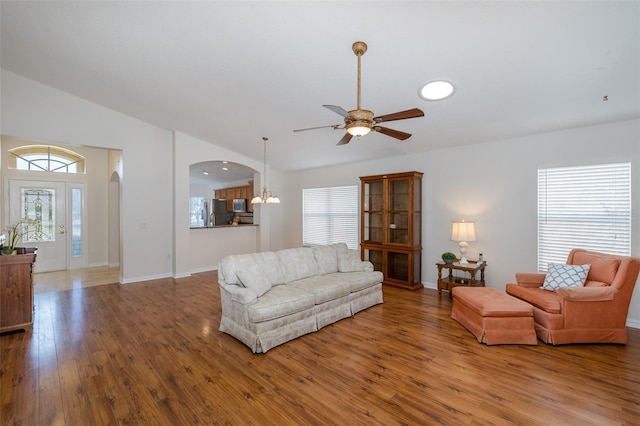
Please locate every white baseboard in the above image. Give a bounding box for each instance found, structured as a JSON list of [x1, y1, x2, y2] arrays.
[[190, 265, 217, 274], [120, 272, 173, 284]]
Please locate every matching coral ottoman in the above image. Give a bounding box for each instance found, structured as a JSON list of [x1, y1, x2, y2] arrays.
[[451, 287, 538, 345]]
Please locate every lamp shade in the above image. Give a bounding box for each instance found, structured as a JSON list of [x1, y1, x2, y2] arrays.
[[451, 221, 477, 242]]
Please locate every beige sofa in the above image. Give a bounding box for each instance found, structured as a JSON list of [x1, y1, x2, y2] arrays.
[[218, 243, 384, 353]]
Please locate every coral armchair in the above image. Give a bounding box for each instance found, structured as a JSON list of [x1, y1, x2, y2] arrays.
[[506, 249, 640, 345]]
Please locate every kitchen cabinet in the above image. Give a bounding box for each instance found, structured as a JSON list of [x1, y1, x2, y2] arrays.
[[360, 171, 423, 290], [0, 253, 36, 333], [214, 181, 254, 212]]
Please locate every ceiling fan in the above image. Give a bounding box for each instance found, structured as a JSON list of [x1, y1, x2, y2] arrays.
[[294, 41, 425, 146]]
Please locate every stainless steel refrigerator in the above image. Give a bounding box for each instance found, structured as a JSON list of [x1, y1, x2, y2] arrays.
[[209, 199, 230, 226]]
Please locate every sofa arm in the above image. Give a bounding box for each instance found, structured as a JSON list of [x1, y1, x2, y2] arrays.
[[219, 282, 258, 304], [363, 261, 374, 272], [557, 286, 617, 302], [515, 272, 546, 288]]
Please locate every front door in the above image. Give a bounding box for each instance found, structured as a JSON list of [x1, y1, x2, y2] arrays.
[[9, 180, 67, 272]]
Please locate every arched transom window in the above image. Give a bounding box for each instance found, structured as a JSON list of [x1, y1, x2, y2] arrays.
[[8, 145, 86, 174]]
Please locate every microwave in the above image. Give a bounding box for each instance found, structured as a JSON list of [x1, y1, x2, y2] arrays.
[[232, 198, 247, 213]]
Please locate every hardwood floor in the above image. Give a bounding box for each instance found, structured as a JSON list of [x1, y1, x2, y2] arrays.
[[1, 271, 639, 425], [33, 266, 120, 294]]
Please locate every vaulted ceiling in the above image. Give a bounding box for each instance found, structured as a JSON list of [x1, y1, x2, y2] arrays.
[[2, 1, 638, 176]]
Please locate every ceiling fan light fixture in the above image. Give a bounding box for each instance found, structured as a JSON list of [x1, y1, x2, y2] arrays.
[[419, 80, 456, 101], [346, 122, 372, 137]]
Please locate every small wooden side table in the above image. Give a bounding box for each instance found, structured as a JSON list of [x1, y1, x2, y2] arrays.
[[436, 260, 487, 299]]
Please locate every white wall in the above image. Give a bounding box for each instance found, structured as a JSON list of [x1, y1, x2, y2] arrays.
[[1, 70, 174, 283], [282, 119, 640, 327], [172, 131, 284, 277]]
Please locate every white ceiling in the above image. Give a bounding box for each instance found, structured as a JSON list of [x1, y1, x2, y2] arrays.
[[2, 1, 638, 177]]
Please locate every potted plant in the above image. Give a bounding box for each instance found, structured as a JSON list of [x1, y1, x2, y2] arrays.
[[2, 221, 30, 255], [441, 251, 457, 264]]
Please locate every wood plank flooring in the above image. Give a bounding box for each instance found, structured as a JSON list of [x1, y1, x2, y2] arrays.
[[33, 266, 120, 294], [1, 271, 639, 425]]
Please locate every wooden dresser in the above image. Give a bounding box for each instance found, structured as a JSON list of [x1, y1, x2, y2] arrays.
[[0, 253, 36, 333]]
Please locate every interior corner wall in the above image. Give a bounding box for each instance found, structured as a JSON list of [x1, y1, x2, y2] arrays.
[[282, 119, 640, 327], [1, 69, 174, 283]]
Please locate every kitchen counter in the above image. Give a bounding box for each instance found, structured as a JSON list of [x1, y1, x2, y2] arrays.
[[190, 224, 257, 229]]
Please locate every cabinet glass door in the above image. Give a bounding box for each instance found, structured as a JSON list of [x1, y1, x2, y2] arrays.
[[389, 179, 409, 210], [389, 212, 409, 244], [363, 181, 383, 243], [364, 249, 383, 272], [387, 251, 409, 281]]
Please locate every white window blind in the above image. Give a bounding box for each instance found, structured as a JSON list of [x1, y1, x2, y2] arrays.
[[537, 162, 631, 272], [303, 185, 358, 249]]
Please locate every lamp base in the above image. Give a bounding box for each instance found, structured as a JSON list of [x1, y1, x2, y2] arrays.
[[458, 241, 469, 264]]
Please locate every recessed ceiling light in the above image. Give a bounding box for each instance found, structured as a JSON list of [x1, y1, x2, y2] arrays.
[[202, 171, 209, 175], [419, 80, 456, 101], [222, 167, 228, 171]]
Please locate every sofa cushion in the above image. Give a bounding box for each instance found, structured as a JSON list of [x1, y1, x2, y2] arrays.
[[237, 266, 271, 297], [277, 247, 319, 283], [291, 274, 351, 304], [220, 251, 285, 286], [259, 251, 286, 286], [333, 271, 384, 292], [572, 252, 619, 284], [584, 280, 608, 288], [542, 263, 590, 291], [313, 243, 346, 275], [338, 248, 365, 272], [247, 285, 316, 323], [506, 284, 562, 314]]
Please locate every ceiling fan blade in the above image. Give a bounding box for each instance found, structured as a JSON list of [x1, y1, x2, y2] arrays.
[[374, 126, 412, 141], [337, 133, 353, 145], [374, 108, 424, 123], [323, 104, 350, 118], [293, 124, 341, 132]]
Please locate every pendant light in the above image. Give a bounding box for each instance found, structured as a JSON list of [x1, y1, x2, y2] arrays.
[[251, 137, 280, 204]]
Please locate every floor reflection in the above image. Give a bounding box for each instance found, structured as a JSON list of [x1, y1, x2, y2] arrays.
[[33, 266, 120, 294]]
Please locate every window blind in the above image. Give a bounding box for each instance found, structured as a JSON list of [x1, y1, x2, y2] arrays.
[[537, 162, 631, 272], [303, 185, 358, 249]]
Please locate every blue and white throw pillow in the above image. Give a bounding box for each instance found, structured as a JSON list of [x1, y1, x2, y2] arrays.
[[541, 263, 591, 291]]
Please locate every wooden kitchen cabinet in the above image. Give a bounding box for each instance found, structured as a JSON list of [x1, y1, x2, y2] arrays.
[[0, 253, 36, 333], [214, 181, 254, 212], [360, 171, 423, 290]]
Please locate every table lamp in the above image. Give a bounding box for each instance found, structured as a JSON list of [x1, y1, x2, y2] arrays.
[[451, 220, 476, 264]]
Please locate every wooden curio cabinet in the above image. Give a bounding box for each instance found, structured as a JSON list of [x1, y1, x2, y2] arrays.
[[360, 171, 423, 290]]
